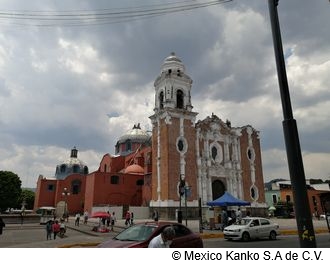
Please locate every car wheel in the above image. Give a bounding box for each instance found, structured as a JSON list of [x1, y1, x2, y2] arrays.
[[269, 231, 277, 240], [242, 232, 250, 242]]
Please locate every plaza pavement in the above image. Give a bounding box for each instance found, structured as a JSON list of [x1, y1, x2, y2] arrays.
[[1, 217, 328, 248]]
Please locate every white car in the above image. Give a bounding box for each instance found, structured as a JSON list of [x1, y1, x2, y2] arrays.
[[223, 217, 280, 241]]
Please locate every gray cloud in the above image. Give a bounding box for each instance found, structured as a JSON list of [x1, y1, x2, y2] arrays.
[[0, 0, 329, 187]]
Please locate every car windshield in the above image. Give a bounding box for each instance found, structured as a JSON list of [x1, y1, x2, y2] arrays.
[[115, 224, 156, 241], [234, 218, 252, 225]]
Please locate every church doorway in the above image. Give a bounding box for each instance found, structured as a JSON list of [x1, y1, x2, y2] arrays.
[[212, 180, 226, 200]]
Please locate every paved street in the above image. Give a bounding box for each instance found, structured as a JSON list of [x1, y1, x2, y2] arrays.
[[0, 217, 328, 248]]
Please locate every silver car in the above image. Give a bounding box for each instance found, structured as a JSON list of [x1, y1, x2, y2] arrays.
[[223, 217, 280, 241]]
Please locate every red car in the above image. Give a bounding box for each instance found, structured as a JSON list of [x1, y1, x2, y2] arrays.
[[97, 221, 203, 248]]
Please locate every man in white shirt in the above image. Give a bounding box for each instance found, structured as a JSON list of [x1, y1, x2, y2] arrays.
[[148, 226, 175, 248]]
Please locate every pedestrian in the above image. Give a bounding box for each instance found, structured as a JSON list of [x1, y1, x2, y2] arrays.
[[148, 226, 175, 248], [0, 217, 5, 235], [45, 220, 53, 240], [236, 208, 242, 221], [75, 213, 80, 226], [130, 211, 134, 225], [221, 208, 228, 231], [106, 211, 111, 227], [52, 220, 60, 240], [110, 211, 116, 231], [152, 210, 159, 222], [83, 210, 89, 224], [125, 210, 131, 226]]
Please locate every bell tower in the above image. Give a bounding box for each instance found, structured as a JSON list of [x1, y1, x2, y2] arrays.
[[149, 53, 198, 215]]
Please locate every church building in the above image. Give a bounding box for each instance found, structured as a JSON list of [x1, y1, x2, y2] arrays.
[[34, 53, 266, 219]]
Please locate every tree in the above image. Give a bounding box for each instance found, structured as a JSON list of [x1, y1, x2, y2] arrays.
[[19, 189, 35, 210], [0, 171, 22, 212]]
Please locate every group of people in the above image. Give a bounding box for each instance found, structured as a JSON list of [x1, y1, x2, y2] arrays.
[[45, 219, 66, 240], [220, 207, 243, 230]]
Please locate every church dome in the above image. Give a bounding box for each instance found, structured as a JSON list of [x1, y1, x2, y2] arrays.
[[55, 147, 89, 180], [115, 123, 151, 156], [124, 164, 144, 175]]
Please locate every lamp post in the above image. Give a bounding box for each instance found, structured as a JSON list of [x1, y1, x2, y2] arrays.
[[178, 174, 185, 224], [268, 0, 316, 247], [62, 187, 70, 222]]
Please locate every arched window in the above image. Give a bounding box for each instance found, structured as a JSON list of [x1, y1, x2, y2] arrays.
[[73, 165, 80, 173], [159, 91, 164, 109], [126, 139, 132, 152], [60, 164, 66, 173], [211, 146, 218, 161], [71, 179, 81, 195], [83, 166, 89, 174], [176, 90, 184, 109]]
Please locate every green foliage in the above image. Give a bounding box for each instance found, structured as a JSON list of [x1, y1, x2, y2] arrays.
[[0, 170, 22, 212], [19, 189, 35, 210]]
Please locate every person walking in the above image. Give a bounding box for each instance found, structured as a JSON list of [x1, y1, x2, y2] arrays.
[[110, 211, 116, 231], [83, 210, 89, 224], [125, 210, 131, 226], [75, 213, 80, 226], [0, 217, 5, 235], [52, 220, 60, 240], [45, 220, 53, 240]]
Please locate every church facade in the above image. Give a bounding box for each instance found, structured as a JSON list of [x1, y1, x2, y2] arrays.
[[149, 53, 266, 217]]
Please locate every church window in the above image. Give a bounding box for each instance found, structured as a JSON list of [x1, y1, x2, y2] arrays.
[[126, 139, 132, 152], [60, 164, 66, 173], [71, 180, 81, 195], [104, 164, 107, 172], [247, 147, 255, 162], [159, 91, 164, 109], [111, 175, 119, 184], [84, 166, 89, 174], [250, 185, 258, 201], [73, 165, 80, 173], [211, 146, 217, 161], [178, 140, 184, 151], [136, 179, 144, 186], [47, 184, 55, 191], [176, 90, 184, 109]]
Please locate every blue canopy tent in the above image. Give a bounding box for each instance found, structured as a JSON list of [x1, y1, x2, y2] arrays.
[[207, 191, 250, 207]]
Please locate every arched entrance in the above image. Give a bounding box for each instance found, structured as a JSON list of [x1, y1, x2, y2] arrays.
[[212, 180, 226, 200]]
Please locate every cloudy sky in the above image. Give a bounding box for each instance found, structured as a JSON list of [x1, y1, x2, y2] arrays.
[[0, 0, 329, 188]]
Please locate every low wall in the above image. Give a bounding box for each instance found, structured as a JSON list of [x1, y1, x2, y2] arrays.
[[0, 214, 40, 224]]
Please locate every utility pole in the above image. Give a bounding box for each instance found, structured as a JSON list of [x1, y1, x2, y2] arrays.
[[268, 0, 316, 247]]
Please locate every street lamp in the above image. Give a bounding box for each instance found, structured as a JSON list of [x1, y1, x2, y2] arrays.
[[268, 0, 316, 247], [62, 187, 70, 222], [178, 174, 185, 224]]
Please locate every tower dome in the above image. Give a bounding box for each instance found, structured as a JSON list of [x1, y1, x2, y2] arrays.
[[55, 147, 89, 180], [161, 52, 186, 74]]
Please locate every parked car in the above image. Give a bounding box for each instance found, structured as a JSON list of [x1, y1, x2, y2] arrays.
[[223, 217, 280, 241], [97, 221, 203, 248]]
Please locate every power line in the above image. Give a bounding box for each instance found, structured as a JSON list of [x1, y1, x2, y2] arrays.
[[0, 0, 232, 27]]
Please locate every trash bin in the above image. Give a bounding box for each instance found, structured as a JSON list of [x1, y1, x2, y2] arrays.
[[177, 210, 183, 224]]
